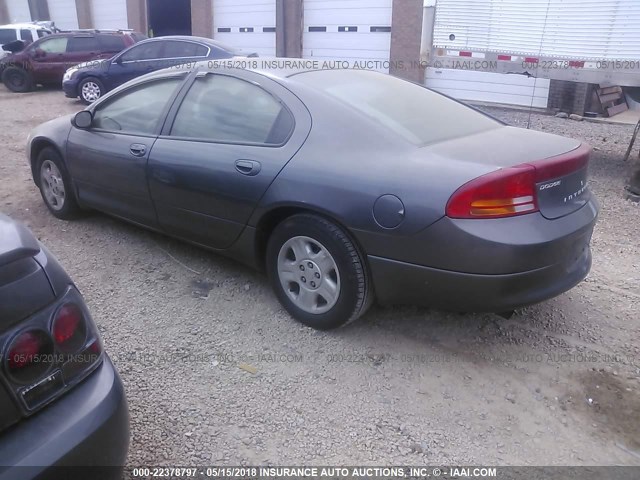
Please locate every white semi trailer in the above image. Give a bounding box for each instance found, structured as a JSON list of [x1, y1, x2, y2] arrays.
[[424, 0, 640, 87]]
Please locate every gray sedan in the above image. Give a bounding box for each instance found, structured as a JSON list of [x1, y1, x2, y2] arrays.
[[26, 63, 598, 330]]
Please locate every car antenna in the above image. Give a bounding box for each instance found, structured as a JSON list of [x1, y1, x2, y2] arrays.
[[527, 1, 552, 130]]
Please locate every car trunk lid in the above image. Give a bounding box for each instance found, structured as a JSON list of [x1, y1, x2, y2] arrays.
[[422, 126, 590, 219], [0, 214, 55, 333], [531, 144, 592, 219]]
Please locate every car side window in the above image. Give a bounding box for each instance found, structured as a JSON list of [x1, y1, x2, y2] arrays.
[[38, 37, 68, 53], [92, 78, 182, 135], [163, 41, 208, 58], [67, 36, 99, 53], [0, 29, 17, 44], [98, 34, 126, 52], [170, 75, 294, 145], [20, 29, 34, 43], [120, 42, 163, 62]]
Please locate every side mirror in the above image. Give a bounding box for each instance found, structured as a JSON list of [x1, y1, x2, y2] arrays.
[[73, 110, 93, 129], [115, 56, 123, 65], [34, 48, 45, 58]]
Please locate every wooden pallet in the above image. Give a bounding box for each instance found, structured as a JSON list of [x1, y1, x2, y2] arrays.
[[597, 85, 628, 117]]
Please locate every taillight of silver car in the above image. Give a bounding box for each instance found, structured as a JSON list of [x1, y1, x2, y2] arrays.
[[446, 144, 591, 219], [2, 287, 103, 412]]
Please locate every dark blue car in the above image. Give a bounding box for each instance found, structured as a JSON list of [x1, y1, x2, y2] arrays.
[[63, 35, 250, 104]]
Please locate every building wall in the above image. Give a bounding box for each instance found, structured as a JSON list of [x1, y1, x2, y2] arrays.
[[191, 0, 212, 38], [48, 0, 77, 29], [389, 0, 423, 82], [5, 0, 32, 23], [91, 0, 128, 30]]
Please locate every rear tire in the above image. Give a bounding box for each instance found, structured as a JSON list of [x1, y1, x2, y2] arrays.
[[266, 214, 373, 330], [36, 147, 82, 220], [78, 77, 105, 104], [2, 67, 34, 93]]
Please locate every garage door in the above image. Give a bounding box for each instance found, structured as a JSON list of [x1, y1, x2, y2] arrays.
[[48, 0, 79, 30], [426, 68, 550, 108], [6, 0, 31, 23], [91, 0, 128, 30], [303, 0, 392, 71], [213, 0, 276, 56]]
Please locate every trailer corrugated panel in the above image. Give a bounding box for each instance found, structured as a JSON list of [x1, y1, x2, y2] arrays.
[[433, 0, 640, 61], [426, 68, 550, 108]]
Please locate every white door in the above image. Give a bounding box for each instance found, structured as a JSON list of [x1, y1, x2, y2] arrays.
[[48, 0, 79, 30], [426, 68, 550, 109], [6, 0, 31, 23], [91, 0, 128, 30], [213, 0, 276, 56], [303, 0, 392, 71]]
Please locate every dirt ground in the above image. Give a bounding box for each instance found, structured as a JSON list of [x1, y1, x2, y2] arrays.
[[0, 85, 639, 467]]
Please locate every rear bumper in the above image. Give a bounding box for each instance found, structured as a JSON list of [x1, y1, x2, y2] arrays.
[[368, 198, 598, 312], [0, 356, 129, 480], [369, 244, 591, 312]]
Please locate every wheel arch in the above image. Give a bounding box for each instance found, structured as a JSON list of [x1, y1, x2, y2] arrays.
[[30, 139, 65, 187], [253, 204, 369, 273]]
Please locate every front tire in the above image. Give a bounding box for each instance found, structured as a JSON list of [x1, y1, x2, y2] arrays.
[[36, 147, 82, 220], [266, 214, 372, 330], [78, 77, 104, 104], [2, 67, 34, 93]]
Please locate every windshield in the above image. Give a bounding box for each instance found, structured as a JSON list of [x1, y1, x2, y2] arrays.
[[294, 69, 500, 146]]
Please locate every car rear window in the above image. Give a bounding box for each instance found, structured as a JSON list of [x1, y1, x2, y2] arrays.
[[294, 69, 500, 146], [0, 29, 17, 44], [98, 34, 125, 52]]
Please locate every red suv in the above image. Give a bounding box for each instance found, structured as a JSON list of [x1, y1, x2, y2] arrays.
[[0, 30, 145, 92]]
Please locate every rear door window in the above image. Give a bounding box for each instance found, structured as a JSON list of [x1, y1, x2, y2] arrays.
[[67, 36, 100, 53], [0, 29, 17, 44], [170, 74, 293, 145], [120, 42, 164, 62], [163, 41, 208, 58]]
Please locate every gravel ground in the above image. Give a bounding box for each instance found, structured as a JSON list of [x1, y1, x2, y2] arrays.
[[1, 86, 639, 468]]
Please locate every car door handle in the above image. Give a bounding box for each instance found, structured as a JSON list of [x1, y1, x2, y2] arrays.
[[235, 159, 261, 176], [129, 144, 147, 157]]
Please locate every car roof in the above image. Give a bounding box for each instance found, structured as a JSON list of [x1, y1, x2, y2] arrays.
[[0, 23, 49, 29], [40, 30, 130, 39], [137, 35, 238, 50]]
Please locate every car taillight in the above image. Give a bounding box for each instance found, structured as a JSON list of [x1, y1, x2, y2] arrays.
[[446, 165, 538, 218], [2, 290, 103, 412], [446, 144, 590, 219], [52, 303, 86, 353], [5, 330, 54, 384]]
